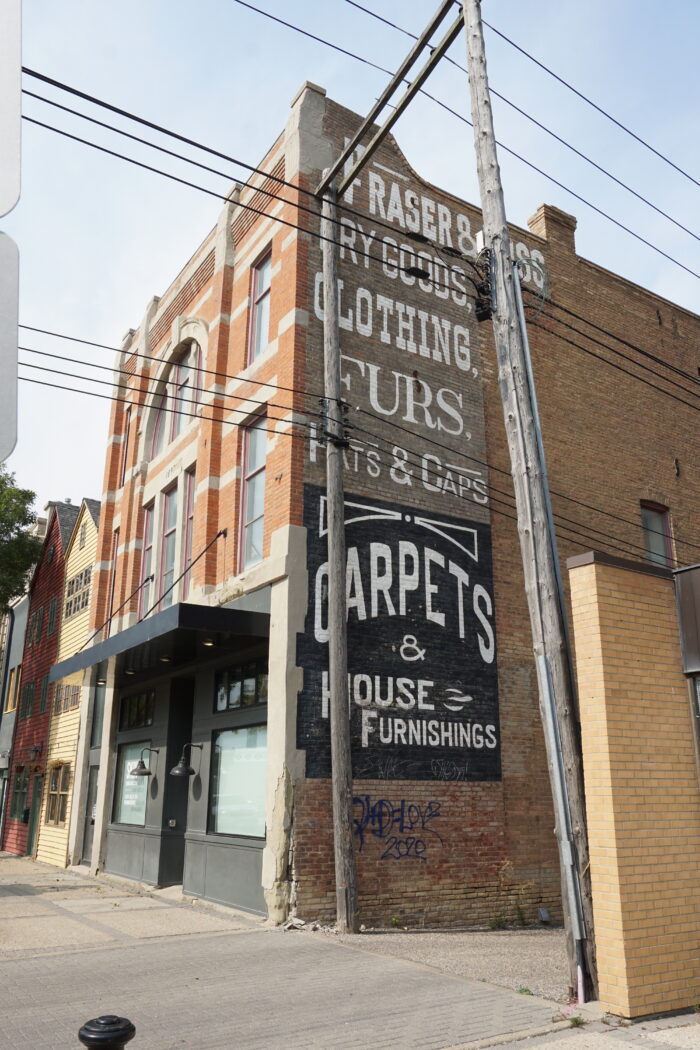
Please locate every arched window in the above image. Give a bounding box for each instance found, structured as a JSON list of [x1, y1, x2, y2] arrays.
[[150, 342, 201, 458]]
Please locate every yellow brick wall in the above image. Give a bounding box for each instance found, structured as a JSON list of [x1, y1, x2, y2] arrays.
[[569, 553, 700, 1018]]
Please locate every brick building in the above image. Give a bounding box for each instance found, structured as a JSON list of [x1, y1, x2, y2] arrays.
[[50, 83, 700, 924], [3, 501, 79, 856]]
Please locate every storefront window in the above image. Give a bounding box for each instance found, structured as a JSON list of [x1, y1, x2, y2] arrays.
[[214, 660, 268, 713], [113, 742, 150, 826], [119, 691, 155, 731], [209, 726, 267, 838]]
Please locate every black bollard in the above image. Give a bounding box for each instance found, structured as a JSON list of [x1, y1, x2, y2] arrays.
[[78, 1015, 136, 1049]]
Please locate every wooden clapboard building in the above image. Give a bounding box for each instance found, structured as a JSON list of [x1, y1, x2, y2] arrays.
[[35, 499, 100, 868]]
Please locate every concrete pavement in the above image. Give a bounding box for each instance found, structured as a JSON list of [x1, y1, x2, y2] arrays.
[[1, 856, 699, 1049]]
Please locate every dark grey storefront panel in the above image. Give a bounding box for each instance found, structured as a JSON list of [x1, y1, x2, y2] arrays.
[[105, 826, 159, 885], [183, 833, 265, 914]]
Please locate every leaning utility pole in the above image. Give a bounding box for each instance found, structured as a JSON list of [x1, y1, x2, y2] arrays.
[[463, 0, 597, 999], [319, 176, 358, 934]]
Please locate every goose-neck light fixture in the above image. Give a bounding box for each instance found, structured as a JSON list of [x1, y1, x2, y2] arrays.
[[130, 746, 159, 777], [170, 742, 203, 777]]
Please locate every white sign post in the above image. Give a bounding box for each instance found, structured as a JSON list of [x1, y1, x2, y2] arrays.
[[0, 0, 21, 462], [0, 0, 21, 217], [0, 233, 19, 462]]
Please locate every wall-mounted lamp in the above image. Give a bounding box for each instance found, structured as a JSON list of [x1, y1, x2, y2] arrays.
[[159, 655, 171, 664], [96, 676, 106, 685], [130, 747, 160, 777], [124, 667, 135, 676], [202, 637, 215, 648], [170, 743, 203, 777]]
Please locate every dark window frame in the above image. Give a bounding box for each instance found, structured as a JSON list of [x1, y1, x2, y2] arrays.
[[640, 500, 674, 568]]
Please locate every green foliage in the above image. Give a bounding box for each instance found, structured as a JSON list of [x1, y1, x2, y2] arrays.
[[569, 1016, 586, 1028], [0, 468, 42, 610], [517, 987, 533, 996], [390, 915, 399, 927], [489, 913, 507, 930]]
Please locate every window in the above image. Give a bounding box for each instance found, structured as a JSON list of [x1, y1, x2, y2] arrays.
[[4, 666, 18, 713], [45, 764, 70, 825], [209, 725, 267, 837], [150, 343, 201, 457], [20, 681, 35, 720], [113, 742, 150, 826], [641, 501, 673, 567], [119, 691, 155, 731], [151, 391, 168, 458], [214, 659, 268, 713], [106, 529, 119, 635], [119, 407, 132, 487], [79, 522, 87, 549], [249, 253, 271, 362], [47, 596, 57, 635], [10, 768, 29, 821], [241, 417, 267, 568], [54, 683, 63, 716], [39, 675, 50, 715], [65, 568, 92, 619], [27, 607, 44, 648], [158, 487, 178, 609], [182, 468, 196, 599], [139, 503, 155, 617]]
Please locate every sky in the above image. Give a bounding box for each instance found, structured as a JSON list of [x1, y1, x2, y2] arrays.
[[4, 0, 699, 513]]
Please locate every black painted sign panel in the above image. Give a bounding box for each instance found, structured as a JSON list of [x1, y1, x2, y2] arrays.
[[297, 485, 501, 781]]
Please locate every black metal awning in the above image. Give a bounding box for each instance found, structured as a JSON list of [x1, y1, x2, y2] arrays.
[[49, 602, 270, 684]]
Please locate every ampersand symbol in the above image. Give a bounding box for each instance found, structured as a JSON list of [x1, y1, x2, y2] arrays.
[[400, 635, 426, 662], [390, 446, 413, 486]]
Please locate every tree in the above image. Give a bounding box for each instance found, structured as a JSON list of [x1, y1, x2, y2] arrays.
[[0, 468, 43, 610]]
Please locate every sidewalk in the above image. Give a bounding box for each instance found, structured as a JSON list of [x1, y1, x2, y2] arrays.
[[1, 856, 698, 1049]]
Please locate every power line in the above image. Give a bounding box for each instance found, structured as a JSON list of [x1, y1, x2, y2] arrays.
[[20, 317, 700, 559], [343, 0, 700, 244], [482, 18, 700, 192], [18, 358, 318, 433], [19, 370, 661, 563], [224, 0, 700, 281], [530, 313, 700, 413], [540, 294, 700, 387], [18, 360, 681, 566], [20, 71, 482, 279], [21, 112, 476, 303]]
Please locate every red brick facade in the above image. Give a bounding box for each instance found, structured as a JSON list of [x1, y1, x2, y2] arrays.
[[83, 84, 700, 927], [2, 505, 75, 855]]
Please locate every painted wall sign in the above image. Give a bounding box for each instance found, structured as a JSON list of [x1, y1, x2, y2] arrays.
[[297, 486, 500, 781]]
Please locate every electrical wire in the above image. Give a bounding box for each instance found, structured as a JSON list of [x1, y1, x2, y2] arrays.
[[21, 113, 475, 304], [343, 0, 700, 244], [222, 0, 700, 281], [17, 362, 683, 566], [481, 18, 700, 191], [529, 314, 700, 413], [19, 317, 700, 559], [18, 371, 659, 562], [538, 294, 700, 387], [21, 71, 483, 280]]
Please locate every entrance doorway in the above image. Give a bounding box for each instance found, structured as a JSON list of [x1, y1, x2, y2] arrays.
[[26, 774, 43, 856], [81, 766, 99, 865]]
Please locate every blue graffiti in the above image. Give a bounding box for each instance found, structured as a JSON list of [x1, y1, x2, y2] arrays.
[[353, 795, 443, 861]]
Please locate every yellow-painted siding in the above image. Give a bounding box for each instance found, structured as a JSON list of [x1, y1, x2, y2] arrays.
[[36, 503, 99, 868]]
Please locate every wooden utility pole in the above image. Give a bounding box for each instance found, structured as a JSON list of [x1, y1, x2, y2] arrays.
[[463, 0, 597, 999], [320, 177, 358, 934]]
